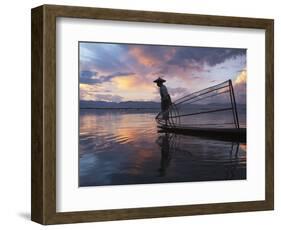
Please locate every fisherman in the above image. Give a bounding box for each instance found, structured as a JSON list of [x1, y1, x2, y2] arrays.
[[154, 77, 172, 125]]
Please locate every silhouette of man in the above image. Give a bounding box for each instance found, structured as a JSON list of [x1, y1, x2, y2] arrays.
[[154, 77, 172, 125], [156, 133, 172, 176]]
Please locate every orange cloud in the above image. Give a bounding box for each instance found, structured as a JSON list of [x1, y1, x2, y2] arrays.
[[234, 69, 247, 85], [129, 47, 159, 67], [80, 74, 159, 102], [112, 74, 155, 92], [80, 83, 95, 100], [232, 69, 246, 104]]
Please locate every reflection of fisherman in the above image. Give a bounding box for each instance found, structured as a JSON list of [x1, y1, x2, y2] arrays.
[[153, 77, 172, 124], [156, 133, 172, 176]]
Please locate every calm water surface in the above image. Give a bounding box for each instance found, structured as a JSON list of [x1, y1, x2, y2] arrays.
[[79, 109, 246, 186]]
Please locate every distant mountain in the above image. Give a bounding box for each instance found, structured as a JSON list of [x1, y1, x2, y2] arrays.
[[80, 100, 161, 109], [80, 100, 246, 109]]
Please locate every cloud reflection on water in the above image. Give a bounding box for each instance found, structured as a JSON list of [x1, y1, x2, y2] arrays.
[[79, 109, 246, 187]]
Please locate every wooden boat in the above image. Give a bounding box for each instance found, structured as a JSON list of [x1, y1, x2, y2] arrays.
[[156, 80, 246, 143], [158, 125, 246, 143]]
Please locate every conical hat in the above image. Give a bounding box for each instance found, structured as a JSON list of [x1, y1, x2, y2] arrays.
[[153, 77, 166, 83]]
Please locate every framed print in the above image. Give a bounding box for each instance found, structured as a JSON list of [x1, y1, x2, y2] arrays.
[[31, 4, 274, 225]]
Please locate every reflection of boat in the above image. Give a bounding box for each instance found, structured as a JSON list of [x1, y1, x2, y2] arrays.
[[156, 80, 246, 143]]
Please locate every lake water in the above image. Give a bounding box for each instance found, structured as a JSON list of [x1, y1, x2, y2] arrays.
[[79, 109, 246, 187]]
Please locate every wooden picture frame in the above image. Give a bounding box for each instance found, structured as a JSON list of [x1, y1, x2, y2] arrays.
[[31, 4, 274, 225]]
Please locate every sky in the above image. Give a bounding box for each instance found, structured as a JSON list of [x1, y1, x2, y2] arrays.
[[79, 42, 246, 104]]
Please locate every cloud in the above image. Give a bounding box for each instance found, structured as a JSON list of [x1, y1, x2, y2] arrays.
[[79, 42, 246, 102], [94, 94, 123, 102], [128, 45, 175, 67], [79, 71, 135, 85], [80, 70, 96, 78], [80, 43, 131, 73], [233, 69, 247, 104], [168, 47, 246, 68], [80, 70, 98, 84], [113, 74, 156, 92], [80, 83, 124, 102], [234, 69, 247, 84]]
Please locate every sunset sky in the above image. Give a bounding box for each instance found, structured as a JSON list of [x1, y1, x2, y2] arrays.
[[79, 42, 246, 104]]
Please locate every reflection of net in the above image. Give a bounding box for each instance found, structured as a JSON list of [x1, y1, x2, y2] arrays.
[[156, 80, 240, 129], [169, 133, 244, 178], [157, 132, 245, 180]]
